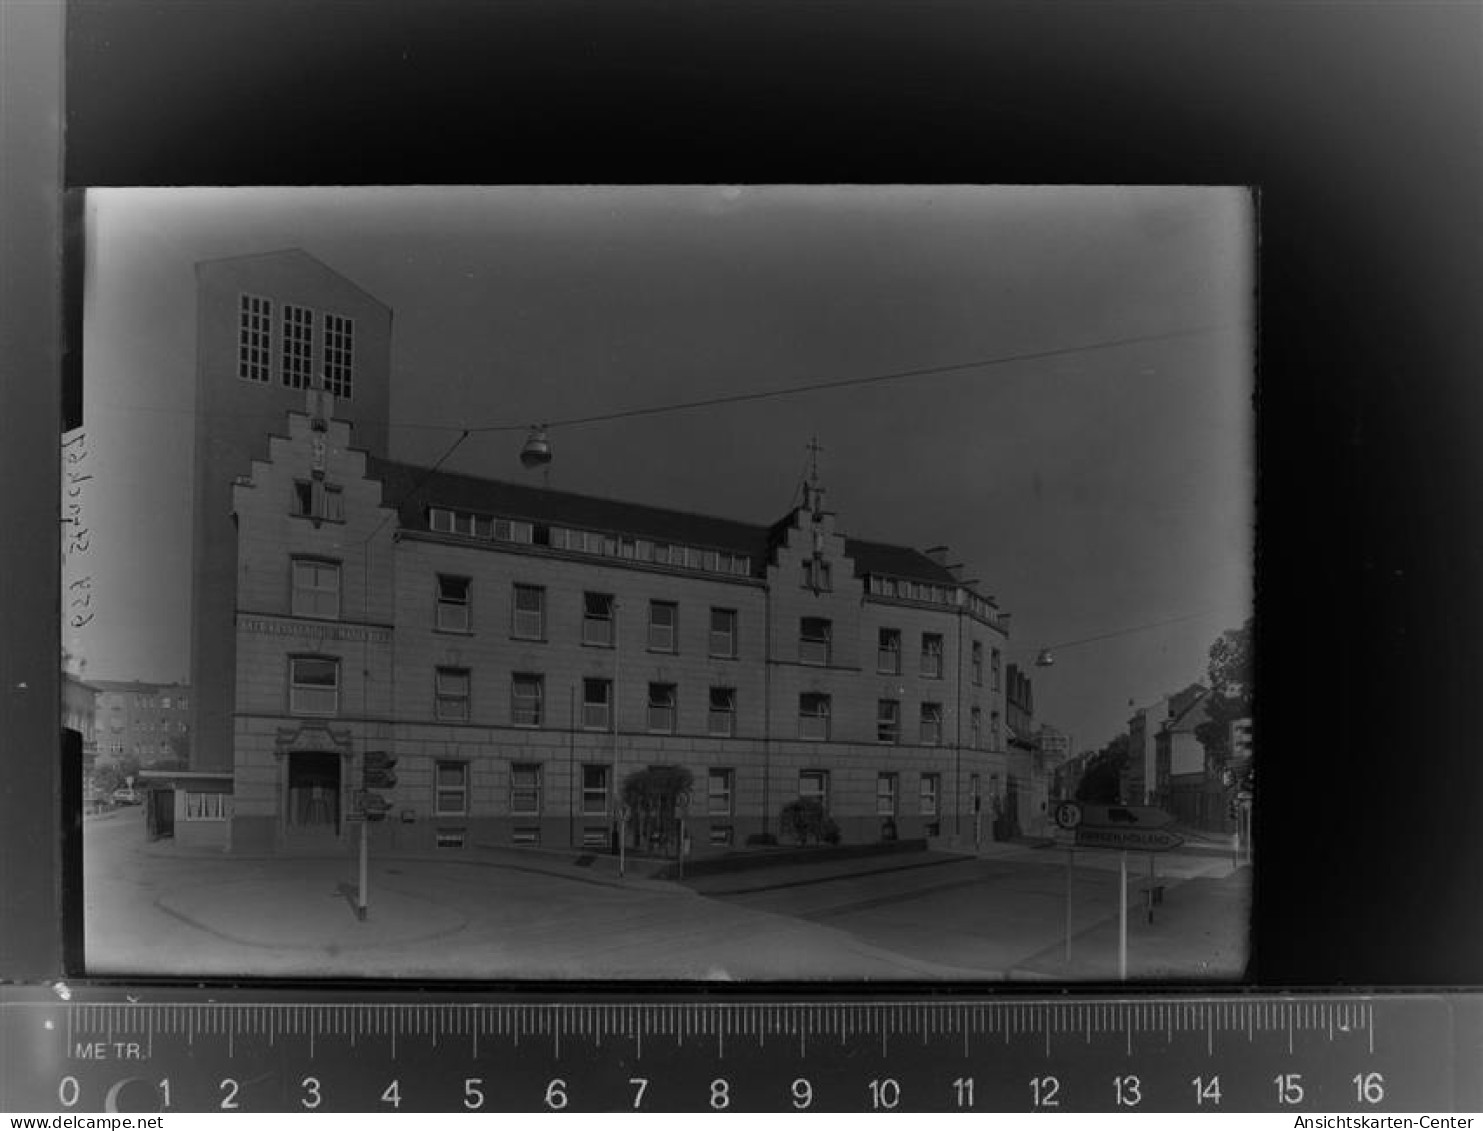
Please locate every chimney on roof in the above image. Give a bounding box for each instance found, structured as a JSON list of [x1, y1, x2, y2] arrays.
[[924, 545, 950, 566]]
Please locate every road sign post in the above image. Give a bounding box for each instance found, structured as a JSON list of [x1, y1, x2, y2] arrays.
[[1118, 851, 1128, 982], [357, 816, 368, 922]]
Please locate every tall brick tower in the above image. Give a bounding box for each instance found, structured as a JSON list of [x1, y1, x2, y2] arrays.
[[190, 250, 392, 773]]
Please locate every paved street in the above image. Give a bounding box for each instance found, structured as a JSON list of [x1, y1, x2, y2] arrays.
[[84, 807, 1249, 982]]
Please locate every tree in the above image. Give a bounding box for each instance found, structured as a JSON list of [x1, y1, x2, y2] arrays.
[[94, 753, 141, 797], [1075, 733, 1130, 803], [779, 797, 841, 847], [1194, 617, 1253, 766]]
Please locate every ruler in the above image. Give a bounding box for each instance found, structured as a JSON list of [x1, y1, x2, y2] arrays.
[[2, 988, 1477, 1112]]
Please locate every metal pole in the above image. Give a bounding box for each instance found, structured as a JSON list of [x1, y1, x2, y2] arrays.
[[357, 818, 368, 921], [1118, 849, 1128, 982], [1064, 846, 1074, 966], [1146, 852, 1155, 924], [613, 600, 622, 876]]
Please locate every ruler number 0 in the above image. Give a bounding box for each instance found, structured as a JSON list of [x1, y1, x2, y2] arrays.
[[57, 1077, 80, 1108], [1030, 1075, 1060, 1108]]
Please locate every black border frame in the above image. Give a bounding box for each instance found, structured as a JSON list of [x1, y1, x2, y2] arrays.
[[3, 0, 1481, 989]]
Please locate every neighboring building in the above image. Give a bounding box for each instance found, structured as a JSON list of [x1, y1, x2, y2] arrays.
[[1125, 695, 1170, 806], [1155, 684, 1224, 830], [62, 671, 97, 760], [89, 680, 190, 767], [1003, 663, 1050, 838], [185, 250, 1019, 855], [1051, 747, 1100, 801]]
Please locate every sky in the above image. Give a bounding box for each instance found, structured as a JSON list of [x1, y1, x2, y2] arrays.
[[69, 185, 1254, 752]]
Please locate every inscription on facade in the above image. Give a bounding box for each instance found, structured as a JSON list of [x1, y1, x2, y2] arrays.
[[239, 615, 391, 644]]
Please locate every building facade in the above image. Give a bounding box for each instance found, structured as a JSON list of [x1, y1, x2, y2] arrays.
[[222, 404, 1015, 854], [185, 250, 1019, 855], [89, 680, 190, 767]]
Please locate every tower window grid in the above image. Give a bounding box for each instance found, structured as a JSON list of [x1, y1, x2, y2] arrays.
[[238, 294, 272, 383], [322, 313, 354, 399], [281, 304, 315, 390]]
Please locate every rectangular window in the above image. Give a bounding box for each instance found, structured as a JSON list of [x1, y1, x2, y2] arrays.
[[798, 693, 831, 741], [709, 608, 738, 658], [709, 825, 735, 847], [435, 667, 470, 722], [582, 764, 609, 816], [582, 678, 612, 730], [289, 656, 339, 716], [971, 707, 983, 748], [992, 648, 1002, 691], [436, 575, 471, 632], [991, 711, 1002, 751], [648, 601, 678, 652], [512, 583, 545, 639], [322, 312, 354, 399], [291, 558, 340, 619], [647, 683, 677, 734], [238, 295, 272, 383], [708, 768, 734, 816], [921, 702, 944, 745], [801, 558, 832, 591], [582, 592, 614, 647], [436, 829, 466, 849], [512, 827, 541, 846], [708, 687, 736, 737], [877, 699, 901, 744], [510, 763, 542, 816], [281, 304, 315, 390], [877, 772, 899, 816], [920, 773, 940, 816], [184, 792, 229, 821], [878, 628, 902, 674], [921, 633, 944, 679], [799, 770, 830, 808], [293, 480, 342, 522], [435, 762, 467, 816], [972, 640, 984, 686], [799, 617, 832, 666], [511, 674, 544, 727]]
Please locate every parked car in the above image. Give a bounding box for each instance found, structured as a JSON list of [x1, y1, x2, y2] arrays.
[[111, 787, 142, 806]]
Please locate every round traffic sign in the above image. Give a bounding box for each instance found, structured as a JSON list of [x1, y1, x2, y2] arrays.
[[1054, 801, 1083, 830]]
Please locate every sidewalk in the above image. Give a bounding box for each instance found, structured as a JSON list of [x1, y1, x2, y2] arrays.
[[1010, 865, 1253, 981]]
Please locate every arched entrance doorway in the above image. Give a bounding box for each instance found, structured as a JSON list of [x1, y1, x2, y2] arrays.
[[286, 750, 341, 839]]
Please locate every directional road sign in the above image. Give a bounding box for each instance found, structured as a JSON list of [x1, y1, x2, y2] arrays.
[[1077, 803, 1175, 829], [1075, 825, 1185, 852]]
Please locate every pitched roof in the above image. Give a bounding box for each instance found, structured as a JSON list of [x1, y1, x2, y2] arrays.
[[364, 457, 958, 584]]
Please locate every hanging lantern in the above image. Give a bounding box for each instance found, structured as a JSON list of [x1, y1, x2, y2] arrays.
[[520, 426, 553, 469], [1035, 649, 1055, 667]]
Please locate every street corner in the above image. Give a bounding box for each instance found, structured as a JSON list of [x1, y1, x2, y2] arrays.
[[157, 874, 469, 952]]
